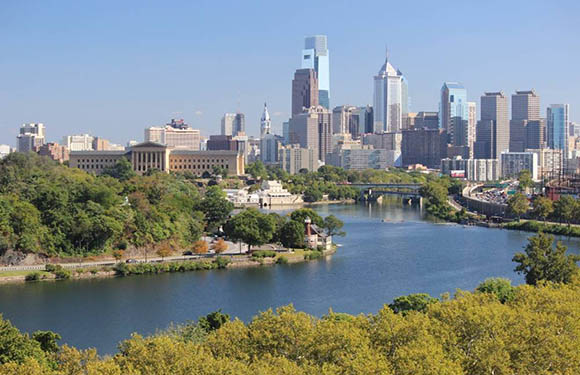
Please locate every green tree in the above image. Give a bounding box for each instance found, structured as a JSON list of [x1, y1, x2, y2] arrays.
[[420, 180, 450, 217], [211, 165, 228, 178], [517, 169, 534, 191], [0, 316, 46, 365], [532, 196, 554, 223], [507, 192, 529, 220], [31, 331, 61, 353], [554, 195, 577, 227], [475, 278, 516, 303], [322, 215, 345, 237], [388, 293, 438, 314], [279, 220, 305, 249], [224, 208, 276, 251], [196, 186, 234, 232], [513, 232, 580, 285], [246, 161, 268, 180], [102, 157, 136, 181], [198, 310, 230, 332], [289, 208, 323, 227], [303, 186, 323, 202]]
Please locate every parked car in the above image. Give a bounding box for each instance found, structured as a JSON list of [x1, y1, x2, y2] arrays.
[[125, 259, 138, 264], [183, 251, 193, 256]]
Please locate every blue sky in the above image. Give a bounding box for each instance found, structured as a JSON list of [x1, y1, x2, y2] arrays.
[[1, 0, 578, 146]]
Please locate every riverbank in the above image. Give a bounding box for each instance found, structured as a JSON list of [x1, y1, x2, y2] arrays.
[[0, 248, 337, 284]]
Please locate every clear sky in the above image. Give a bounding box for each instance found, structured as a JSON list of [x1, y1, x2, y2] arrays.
[[1, 0, 578, 146]]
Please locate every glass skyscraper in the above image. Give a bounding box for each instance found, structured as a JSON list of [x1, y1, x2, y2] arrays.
[[301, 35, 330, 109], [373, 51, 406, 133], [439, 82, 468, 145], [547, 104, 569, 156]]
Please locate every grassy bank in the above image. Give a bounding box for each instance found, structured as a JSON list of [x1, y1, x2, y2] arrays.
[[503, 220, 580, 237]]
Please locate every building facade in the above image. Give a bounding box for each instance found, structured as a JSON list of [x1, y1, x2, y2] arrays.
[[69, 142, 244, 176], [373, 52, 407, 133], [439, 82, 468, 145], [301, 35, 330, 109], [525, 148, 562, 179], [509, 90, 543, 152], [278, 145, 317, 174], [291, 68, 319, 116], [500, 152, 538, 180], [547, 104, 569, 156], [441, 157, 499, 182], [145, 120, 201, 150], [220, 113, 245, 136], [62, 134, 94, 151], [474, 91, 509, 159], [413, 112, 439, 130], [401, 128, 447, 168], [289, 106, 332, 162], [37, 143, 69, 163], [327, 147, 394, 170], [17, 123, 45, 152]]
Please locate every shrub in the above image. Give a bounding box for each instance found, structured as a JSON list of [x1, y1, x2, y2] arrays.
[[54, 269, 72, 280], [25, 272, 42, 282], [276, 256, 289, 264], [304, 250, 323, 261], [214, 256, 230, 269], [113, 262, 130, 276], [45, 264, 62, 273], [251, 250, 277, 259]]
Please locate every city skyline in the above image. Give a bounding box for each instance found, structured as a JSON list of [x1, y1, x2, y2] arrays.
[[1, 0, 578, 146]]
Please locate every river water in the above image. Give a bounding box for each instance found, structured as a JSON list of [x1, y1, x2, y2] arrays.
[[0, 202, 578, 354]]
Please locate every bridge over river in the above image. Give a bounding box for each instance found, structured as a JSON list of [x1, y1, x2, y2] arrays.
[[339, 183, 423, 203]]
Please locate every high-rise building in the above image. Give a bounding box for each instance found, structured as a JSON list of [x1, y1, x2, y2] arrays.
[[363, 132, 402, 152], [16, 123, 45, 152], [353, 106, 374, 135], [474, 92, 509, 159], [509, 90, 544, 152], [301, 35, 330, 109], [292, 69, 319, 116], [547, 104, 570, 156], [401, 128, 448, 168], [332, 105, 357, 135], [221, 113, 245, 136], [289, 106, 332, 162], [278, 145, 317, 174], [145, 120, 201, 150], [413, 112, 439, 130], [62, 134, 94, 151], [467, 102, 477, 157], [373, 51, 407, 133], [441, 157, 500, 182], [439, 82, 468, 145], [260, 103, 280, 164], [500, 152, 538, 180]]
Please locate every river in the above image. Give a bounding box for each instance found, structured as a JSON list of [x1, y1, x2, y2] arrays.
[[0, 202, 578, 354]]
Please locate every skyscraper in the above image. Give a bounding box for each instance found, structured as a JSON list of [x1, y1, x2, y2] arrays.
[[292, 68, 319, 116], [289, 105, 331, 162], [373, 51, 406, 133], [221, 113, 245, 136], [301, 35, 330, 109], [509, 90, 544, 152], [547, 104, 570, 156], [474, 92, 509, 159], [439, 82, 468, 145], [467, 102, 477, 157], [16, 123, 45, 152]]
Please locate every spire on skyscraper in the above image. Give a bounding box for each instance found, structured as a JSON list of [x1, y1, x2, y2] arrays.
[[260, 102, 271, 138]]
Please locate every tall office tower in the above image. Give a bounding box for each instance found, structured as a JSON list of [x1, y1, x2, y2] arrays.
[[413, 112, 439, 129], [467, 102, 477, 157], [401, 128, 448, 168], [439, 82, 468, 145], [509, 89, 543, 152], [332, 105, 357, 135], [352, 105, 374, 134], [474, 92, 509, 159], [260, 103, 271, 138], [221, 113, 235, 136], [547, 104, 570, 156], [233, 113, 245, 135], [289, 105, 331, 162], [301, 35, 330, 109], [16, 123, 45, 152], [373, 51, 406, 133], [292, 69, 319, 116], [282, 121, 290, 145]]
